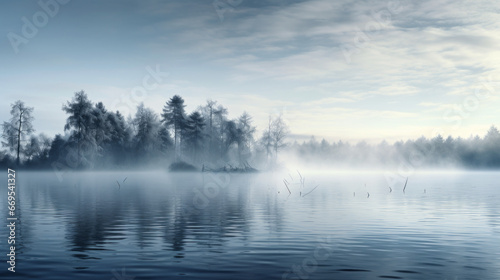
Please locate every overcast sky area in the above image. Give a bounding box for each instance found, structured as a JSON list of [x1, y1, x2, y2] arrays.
[[1, 0, 499, 144]]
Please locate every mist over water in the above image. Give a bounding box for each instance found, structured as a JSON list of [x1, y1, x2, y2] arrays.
[[2, 1, 500, 279], [2, 92, 500, 173], [1, 170, 499, 279]]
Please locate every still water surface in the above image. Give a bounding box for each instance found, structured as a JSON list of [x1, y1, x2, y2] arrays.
[[1, 171, 499, 279]]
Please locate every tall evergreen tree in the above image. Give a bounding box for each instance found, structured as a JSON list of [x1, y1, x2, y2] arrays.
[[161, 95, 187, 160], [183, 111, 206, 161]]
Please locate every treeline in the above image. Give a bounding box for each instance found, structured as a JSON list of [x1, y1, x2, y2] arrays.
[[291, 126, 500, 169], [0, 91, 289, 170], [2, 91, 500, 170]]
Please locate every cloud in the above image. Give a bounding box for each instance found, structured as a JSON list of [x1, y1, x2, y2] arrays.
[[305, 97, 356, 106], [2, 0, 500, 142]]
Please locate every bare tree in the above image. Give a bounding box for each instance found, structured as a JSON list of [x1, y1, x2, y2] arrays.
[[260, 116, 273, 161], [2, 100, 35, 165], [270, 115, 289, 161], [260, 114, 289, 164]]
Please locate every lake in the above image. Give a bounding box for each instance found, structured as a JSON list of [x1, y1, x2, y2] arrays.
[[1, 170, 499, 279]]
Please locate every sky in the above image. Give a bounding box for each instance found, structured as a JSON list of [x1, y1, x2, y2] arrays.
[[1, 0, 499, 144]]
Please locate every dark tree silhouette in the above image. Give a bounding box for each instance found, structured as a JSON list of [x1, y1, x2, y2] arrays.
[[106, 110, 131, 164], [183, 111, 206, 161], [91, 102, 112, 154], [62, 91, 95, 168], [5, 91, 500, 171], [48, 134, 67, 163], [162, 95, 187, 161]]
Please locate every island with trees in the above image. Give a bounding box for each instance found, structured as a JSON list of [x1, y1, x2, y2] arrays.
[[1, 91, 289, 172]]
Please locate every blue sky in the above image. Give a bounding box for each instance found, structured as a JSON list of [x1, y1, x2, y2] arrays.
[[1, 0, 499, 143]]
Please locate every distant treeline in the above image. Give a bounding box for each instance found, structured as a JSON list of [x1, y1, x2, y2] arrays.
[[1, 91, 500, 170], [290, 127, 500, 169], [0, 91, 288, 170]]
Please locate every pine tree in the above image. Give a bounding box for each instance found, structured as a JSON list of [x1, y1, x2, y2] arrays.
[[183, 111, 206, 161], [161, 95, 187, 161]]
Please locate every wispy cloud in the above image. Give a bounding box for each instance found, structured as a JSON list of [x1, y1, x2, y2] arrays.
[[2, 0, 500, 141]]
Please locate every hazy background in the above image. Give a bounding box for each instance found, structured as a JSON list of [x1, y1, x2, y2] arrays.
[[1, 0, 500, 144]]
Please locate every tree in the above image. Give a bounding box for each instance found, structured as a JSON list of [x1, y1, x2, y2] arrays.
[[162, 95, 187, 160], [133, 103, 161, 158], [91, 102, 112, 153], [22, 133, 51, 167], [183, 111, 206, 161], [24, 135, 41, 162], [0, 150, 14, 168], [62, 91, 95, 168], [236, 112, 256, 164], [483, 125, 500, 166], [1, 100, 35, 165], [214, 105, 228, 159], [106, 111, 131, 164], [36, 133, 52, 162], [222, 120, 239, 160], [199, 99, 218, 158], [158, 126, 173, 156], [260, 116, 273, 161], [109, 111, 130, 145], [485, 125, 500, 141], [48, 134, 67, 164], [270, 115, 289, 161]]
